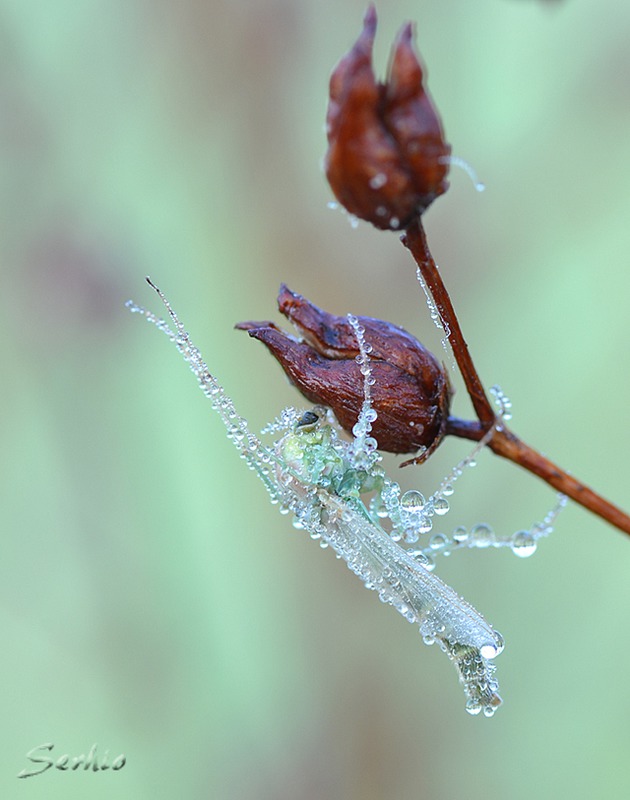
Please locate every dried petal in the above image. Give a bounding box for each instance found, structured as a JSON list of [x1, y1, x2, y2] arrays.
[[324, 6, 450, 231], [237, 285, 452, 456], [383, 23, 450, 210]]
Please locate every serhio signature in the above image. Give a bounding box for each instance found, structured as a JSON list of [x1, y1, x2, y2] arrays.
[[17, 743, 126, 778]]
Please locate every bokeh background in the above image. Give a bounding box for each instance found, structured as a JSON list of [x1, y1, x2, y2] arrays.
[[3, 1, 630, 798]]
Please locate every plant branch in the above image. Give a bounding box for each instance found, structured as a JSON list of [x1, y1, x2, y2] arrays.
[[447, 416, 630, 536], [401, 219, 496, 426], [403, 218, 630, 538]]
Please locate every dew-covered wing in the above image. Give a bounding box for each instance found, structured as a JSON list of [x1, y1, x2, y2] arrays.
[[310, 489, 503, 715]]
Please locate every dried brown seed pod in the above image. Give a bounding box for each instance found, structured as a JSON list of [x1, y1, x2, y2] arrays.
[[324, 5, 450, 231], [237, 285, 452, 459]]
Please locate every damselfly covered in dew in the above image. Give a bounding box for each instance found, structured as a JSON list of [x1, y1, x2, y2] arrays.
[[127, 280, 565, 716]]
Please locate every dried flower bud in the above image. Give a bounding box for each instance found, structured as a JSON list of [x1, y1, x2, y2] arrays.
[[237, 285, 452, 458], [325, 6, 450, 231]]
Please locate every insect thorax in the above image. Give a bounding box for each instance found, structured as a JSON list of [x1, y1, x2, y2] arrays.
[[275, 412, 384, 500]]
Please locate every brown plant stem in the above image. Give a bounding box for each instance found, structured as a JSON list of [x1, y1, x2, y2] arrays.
[[402, 218, 630, 538], [402, 220, 496, 426], [447, 416, 630, 536]]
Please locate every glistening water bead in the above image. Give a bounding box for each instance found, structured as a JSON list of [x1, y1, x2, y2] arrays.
[[400, 490, 426, 513], [418, 517, 433, 534], [511, 530, 537, 558], [432, 497, 450, 516], [452, 526, 469, 543], [470, 523, 495, 548]]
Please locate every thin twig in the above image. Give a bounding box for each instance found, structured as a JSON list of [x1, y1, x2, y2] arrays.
[[403, 219, 630, 538], [447, 416, 630, 536], [402, 220, 496, 426]]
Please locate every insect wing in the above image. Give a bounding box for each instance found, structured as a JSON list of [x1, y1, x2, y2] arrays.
[[311, 489, 503, 714]]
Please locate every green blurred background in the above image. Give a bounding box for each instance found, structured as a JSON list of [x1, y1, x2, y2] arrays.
[[3, 1, 630, 798]]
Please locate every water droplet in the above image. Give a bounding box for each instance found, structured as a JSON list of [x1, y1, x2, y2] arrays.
[[327, 200, 339, 209], [433, 497, 450, 516], [480, 641, 501, 659], [470, 523, 494, 548], [400, 490, 425, 514], [442, 483, 454, 497], [452, 526, 468, 543], [429, 533, 449, 550], [352, 422, 364, 437], [511, 530, 537, 558], [466, 700, 482, 716], [407, 549, 435, 571], [421, 553, 436, 571], [371, 497, 388, 519], [418, 517, 433, 534], [368, 172, 387, 189]]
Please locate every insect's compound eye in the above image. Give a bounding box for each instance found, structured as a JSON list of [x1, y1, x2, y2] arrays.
[[296, 410, 320, 430]]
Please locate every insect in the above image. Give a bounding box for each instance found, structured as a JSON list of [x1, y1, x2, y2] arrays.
[[127, 279, 565, 716]]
